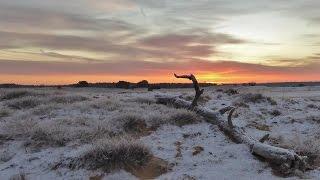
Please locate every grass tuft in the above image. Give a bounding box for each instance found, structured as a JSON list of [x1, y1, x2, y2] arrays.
[[6, 96, 42, 109], [168, 109, 200, 126], [71, 137, 151, 171], [239, 93, 277, 105], [1, 90, 34, 100], [50, 95, 88, 104], [113, 113, 147, 133]]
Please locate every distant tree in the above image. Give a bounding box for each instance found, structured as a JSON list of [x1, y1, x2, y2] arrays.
[[137, 80, 149, 88], [248, 82, 256, 86], [76, 81, 89, 87], [116, 81, 131, 89]]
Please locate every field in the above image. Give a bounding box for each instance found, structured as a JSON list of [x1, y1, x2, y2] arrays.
[[0, 86, 320, 179]]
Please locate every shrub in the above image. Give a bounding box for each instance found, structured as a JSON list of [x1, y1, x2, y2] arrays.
[[307, 104, 319, 109], [267, 97, 277, 105], [1, 90, 39, 100], [50, 95, 88, 104], [136, 80, 149, 88], [306, 115, 320, 123], [240, 93, 264, 103], [277, 136, 320, 168], [270, 109, 281, 116], [75, 81, 89, 87], [0, 109, 10, 119], [3, 118, 37, 137], [113, 113, 147, 133], [6, 96, 42, 109], [239, 93, 277, 105], [31, 123, 68, 146], [116, 81, 131, 89], [224, 89, 238, 96], [24, 117, 115, 147], [182, 95, 211, 104], [90, 99, 120, 111], [32, 104, 59, 116], [9, 173, 26, 180], [168, 109, 200, 126], [71, 137, 151, 171]]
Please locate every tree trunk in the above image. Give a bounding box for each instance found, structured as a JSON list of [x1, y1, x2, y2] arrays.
[[155, 95, 308, 175]]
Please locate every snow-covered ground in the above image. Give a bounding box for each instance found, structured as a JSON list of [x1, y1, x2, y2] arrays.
[[0, 86, 320, 179]]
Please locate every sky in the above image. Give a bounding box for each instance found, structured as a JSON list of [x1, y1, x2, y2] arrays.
[[0, 0, 319, 84]]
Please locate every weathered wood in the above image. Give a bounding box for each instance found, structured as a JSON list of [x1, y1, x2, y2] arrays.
[[158, 73, 309, 174], [174, 73, 204, 107], [155, 94, 308, 174]]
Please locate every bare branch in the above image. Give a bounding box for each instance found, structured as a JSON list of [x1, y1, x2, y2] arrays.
[[259, 134, 270, 143], [174, 73, 204, 107], [156, 74, 309, 174], [227, 108, 236, 128]]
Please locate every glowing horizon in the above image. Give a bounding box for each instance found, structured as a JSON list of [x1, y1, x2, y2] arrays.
[[0, 0, 319, 84]]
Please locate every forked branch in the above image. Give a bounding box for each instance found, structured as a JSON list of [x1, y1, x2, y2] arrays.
[[174, 73, 204, 107], [156, 74, 309, 175]]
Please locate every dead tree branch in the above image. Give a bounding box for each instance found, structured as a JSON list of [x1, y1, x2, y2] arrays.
[[174, 73, 204, 107], [227, 108, 236, 128], [155, 74, 309, 175]]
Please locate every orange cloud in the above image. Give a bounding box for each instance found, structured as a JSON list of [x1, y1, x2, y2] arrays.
[[0, 59, 319, 85]]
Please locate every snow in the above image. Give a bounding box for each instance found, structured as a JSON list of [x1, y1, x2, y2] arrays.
[[141, 123, 276, 180], [0, 86, 320, 179]]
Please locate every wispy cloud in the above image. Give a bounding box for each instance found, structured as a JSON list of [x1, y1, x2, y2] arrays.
[[0, 0, 319, 83]]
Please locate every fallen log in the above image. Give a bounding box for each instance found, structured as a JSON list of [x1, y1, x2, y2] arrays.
[[155, 74, 308, 175]]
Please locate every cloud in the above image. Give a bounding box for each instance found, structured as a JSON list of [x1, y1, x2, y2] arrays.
[[0, 28, 246, 62], [0, 31, 144, 57], [139, 33, 245, 47], [0, 4, 141, 33], [0, 59, 318, 83], [0, 0, 319, 84]]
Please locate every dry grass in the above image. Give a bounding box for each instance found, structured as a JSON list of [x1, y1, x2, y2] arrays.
[[0, 90, 202, 149], [0, 87, 319, 178], [131, 97, 156, 104], [6, 96, 43, 109], [26, 117, 117, 147], [272, 135, 320, 168], [239, 93, 277, 105], [112, 113, 147, 134], [270, 109, 282, 116], [182, 94, 211, 105], [168, 109, 201, 126], [1, 90, 41, 100], [32, 104, 59, 117], [224, 88, 239, 96], [31, 123, 69, 146], [9, 173, 26, 180], [50, 95, 88, 104], [89, 99, 120, 111], [3, 117, 37, 137], [0, 109, 11, 119], [69, 137, 151, 171]]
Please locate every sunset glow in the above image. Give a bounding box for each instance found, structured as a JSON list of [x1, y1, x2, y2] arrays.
[[0, 0, 319, 84]]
